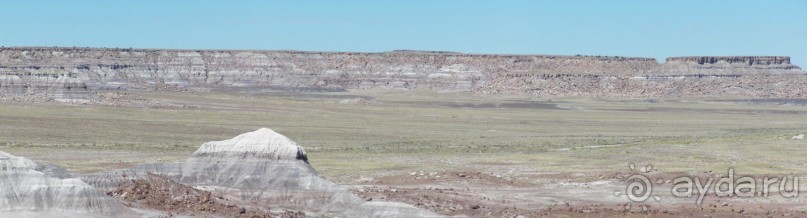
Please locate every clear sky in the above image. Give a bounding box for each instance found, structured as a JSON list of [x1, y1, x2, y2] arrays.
[[1, 0, 805, 66]]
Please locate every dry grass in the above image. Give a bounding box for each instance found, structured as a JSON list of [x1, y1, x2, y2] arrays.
[[2, 90, 807, 182]]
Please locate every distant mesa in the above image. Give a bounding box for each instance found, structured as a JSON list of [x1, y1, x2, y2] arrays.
[[1, 47, 805, 99]]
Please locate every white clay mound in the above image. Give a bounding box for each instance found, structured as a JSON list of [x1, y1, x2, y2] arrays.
[[192, 128, 308, 162], [182, 128, 440, 217]]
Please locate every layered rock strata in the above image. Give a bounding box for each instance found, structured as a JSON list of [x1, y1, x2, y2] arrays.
[[1, 47, 804, 99]]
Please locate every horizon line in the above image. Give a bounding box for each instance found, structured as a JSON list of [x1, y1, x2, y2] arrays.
[[0, 45, 798, 63]]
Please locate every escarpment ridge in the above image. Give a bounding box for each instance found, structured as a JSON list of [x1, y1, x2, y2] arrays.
[[0, 47, 804, 99]]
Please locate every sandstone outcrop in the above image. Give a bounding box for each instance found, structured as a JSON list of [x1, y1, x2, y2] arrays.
[[1, 47, 804, 99]]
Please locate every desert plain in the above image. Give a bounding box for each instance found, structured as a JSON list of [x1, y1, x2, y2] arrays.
[[3, 88, 807, 217]]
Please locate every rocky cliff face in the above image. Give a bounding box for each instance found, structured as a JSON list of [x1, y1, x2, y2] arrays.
[[1, 47, 804, 99]]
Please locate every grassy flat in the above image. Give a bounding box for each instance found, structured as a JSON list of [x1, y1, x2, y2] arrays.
[[2, 90, 806, 183]]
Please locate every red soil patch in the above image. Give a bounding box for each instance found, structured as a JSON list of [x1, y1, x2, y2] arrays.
[[107, 173, 305, 218]]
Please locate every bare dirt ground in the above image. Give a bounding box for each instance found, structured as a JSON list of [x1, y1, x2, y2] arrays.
[[3, 90, 807, 217], [351, 170, 806, 217], [108, 173, 306, 218]]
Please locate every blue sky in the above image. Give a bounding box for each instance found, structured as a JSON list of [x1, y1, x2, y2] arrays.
[[1, 0, 805, 66]]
